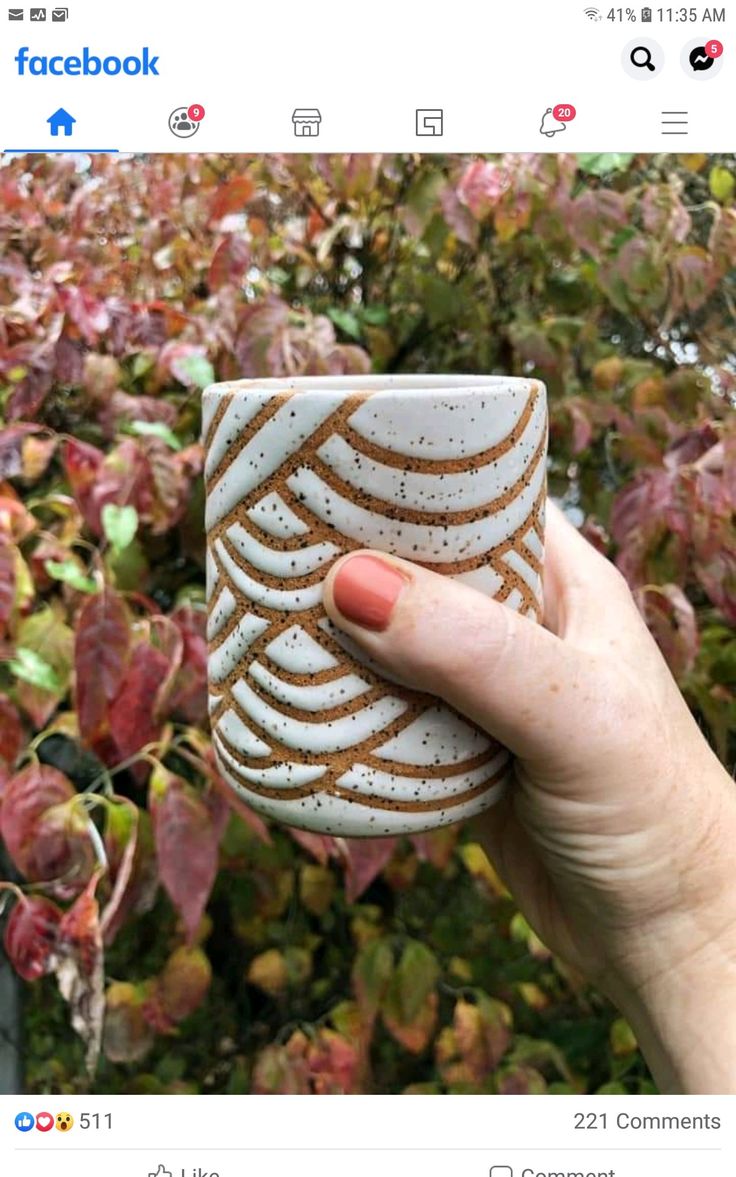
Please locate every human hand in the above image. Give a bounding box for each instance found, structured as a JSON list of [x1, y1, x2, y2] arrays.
[[322, 500, 736, 1093]]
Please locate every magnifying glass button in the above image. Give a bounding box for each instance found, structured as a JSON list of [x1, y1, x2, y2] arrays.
[[623, 38, 664, 79], [631, 47, 654, 69]]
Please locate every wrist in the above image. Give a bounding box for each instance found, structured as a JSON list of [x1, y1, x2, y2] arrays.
[[610, 928, 736, 1093], [604, 757, 736, 1093]]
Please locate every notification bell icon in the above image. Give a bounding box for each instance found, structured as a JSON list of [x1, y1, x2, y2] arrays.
[[539, 107, 566, 137]]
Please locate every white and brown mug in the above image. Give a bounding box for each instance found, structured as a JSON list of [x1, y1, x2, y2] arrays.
[[203, 375, 547, 837]]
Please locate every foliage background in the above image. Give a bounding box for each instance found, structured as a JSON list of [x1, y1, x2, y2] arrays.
[[0, 151, 734, 1095]]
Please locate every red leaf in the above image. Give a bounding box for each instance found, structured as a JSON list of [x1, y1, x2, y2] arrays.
[[410, 826, 460, 872], [0, 693, 23, 768], [62, 437, 104, 528], [641, 183, 692, 243], [3, 894, 63, 981], [7, 369, 53, 421], [0, 423, 44, 480], [252, 1028, 360, 1095], [57, 285, 111, 345], [440, 184, 479, 246], [150, 769, 222, 943], [24, 797, 97, 898], [566, 399, 594, 455], [564, 189, 628, 259], [695, 548, 736, 625], [338, 837, 398, 903], [456, 161, 509, 219], [0, 492, 37, 543], [635, 584, 700, 678], [98, 390, 177, 441], [167, 605, 207, 723], [108, 641, 169, 772], [209, 175, 255, 221], [0, 535, 16, 633], [181, 733, 272, 845], [672, 247, 716, 312], [610, 470, 675, 542], [306, 1029, 361, 1094], [0, 764, 75, 876], [208, 235, 251, 291], [288, 828, 339, 865], [75, 589, 131, 746]]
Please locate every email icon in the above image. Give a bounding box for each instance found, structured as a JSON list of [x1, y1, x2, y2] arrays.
[[52, 5, 68, 18], [8, 8, 24, 18]]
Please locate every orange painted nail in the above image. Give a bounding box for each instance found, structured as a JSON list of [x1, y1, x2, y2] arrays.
[[332, 555, 407, 631]]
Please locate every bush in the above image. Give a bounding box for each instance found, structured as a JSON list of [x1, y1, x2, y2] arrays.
[[0, 152, 733, 1094]]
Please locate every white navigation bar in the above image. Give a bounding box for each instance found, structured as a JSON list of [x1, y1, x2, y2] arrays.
[[1, 0, 732, 151]]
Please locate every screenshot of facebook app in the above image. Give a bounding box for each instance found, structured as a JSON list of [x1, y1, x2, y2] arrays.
[[0, 0, 734, 1174]]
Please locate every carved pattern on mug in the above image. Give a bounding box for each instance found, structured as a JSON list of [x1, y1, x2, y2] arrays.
[[204, 379, 547, 836]]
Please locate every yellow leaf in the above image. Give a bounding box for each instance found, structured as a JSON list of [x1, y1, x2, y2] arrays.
[[299, 863, 336, 917], [458, 843, 509, 897]]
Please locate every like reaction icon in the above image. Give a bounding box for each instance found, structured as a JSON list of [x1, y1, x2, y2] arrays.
[[15, 1112, 34, 1132], [148, 1166, 173, 1177]]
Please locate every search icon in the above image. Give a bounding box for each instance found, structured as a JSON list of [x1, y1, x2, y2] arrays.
[[631, 45, 656, 71], [622, 37, 664, 79]]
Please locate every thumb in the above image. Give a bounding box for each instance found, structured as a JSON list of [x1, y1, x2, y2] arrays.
[[322, 550, 590, 765]]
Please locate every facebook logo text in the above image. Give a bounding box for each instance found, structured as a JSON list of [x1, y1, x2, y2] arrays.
[[14, 47, 160, 76]]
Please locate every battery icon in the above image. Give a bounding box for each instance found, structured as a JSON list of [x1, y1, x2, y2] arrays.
[[641, 6, 652, 18]]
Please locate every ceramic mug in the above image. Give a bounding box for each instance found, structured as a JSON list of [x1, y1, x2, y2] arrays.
[[203, 375, 547, 837]]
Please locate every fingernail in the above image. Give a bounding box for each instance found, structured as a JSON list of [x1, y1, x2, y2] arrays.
[[332, 555, 408, 631]]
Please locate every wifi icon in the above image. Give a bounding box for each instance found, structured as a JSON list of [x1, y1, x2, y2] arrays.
[[584, 6, 602, 17]]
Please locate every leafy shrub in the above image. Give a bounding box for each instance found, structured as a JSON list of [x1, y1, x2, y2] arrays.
[[0, 152, 733, 1094]]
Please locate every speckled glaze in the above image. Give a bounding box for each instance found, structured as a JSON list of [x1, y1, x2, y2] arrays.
[[203, 375, 547, 837]]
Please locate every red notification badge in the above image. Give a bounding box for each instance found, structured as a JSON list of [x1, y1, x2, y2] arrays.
[[705, 40, 723, 59], [188, 104, 206, 122], [553, 104, 577, 122]]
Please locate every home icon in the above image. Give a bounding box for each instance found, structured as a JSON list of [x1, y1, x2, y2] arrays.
[[47, 107, 76, 137]]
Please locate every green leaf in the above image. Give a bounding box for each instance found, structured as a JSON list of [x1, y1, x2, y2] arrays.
[[9, 647, 62, 692], [266, 266, 290, 287], [362, 306, 389, 326], [709, 165, 735, 205], [173, 354, 215, 390], [107, 537, 148, 591], [610, 1017, 638, 1056], [352, 938, 394, 1020], [44, 559, 98, 594], [383, 940, 439, 1024], [102, 504, 139, 553], [14, 606, 73, 701], [577, 153, 634, 177], [131, 353, 154, 380], [128, 420, 182, 450], [327, 308, 362, 340]]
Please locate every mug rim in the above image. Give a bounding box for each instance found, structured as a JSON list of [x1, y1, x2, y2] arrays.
[[203, 374, 542, 398]]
